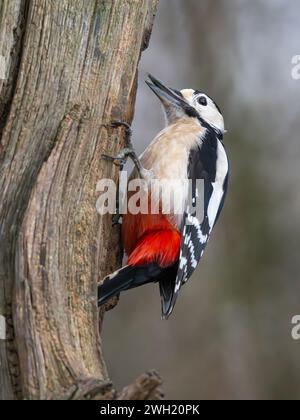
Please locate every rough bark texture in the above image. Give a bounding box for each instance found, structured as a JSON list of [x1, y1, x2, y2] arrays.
[[0, 0, 159, 400]]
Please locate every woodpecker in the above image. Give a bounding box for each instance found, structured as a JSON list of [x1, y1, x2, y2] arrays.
[[98, 74, 229, 319]]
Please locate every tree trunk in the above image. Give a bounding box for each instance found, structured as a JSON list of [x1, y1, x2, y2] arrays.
[[0, 0, 159, 400]]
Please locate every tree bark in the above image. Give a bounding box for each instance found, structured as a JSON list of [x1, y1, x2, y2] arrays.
[[0, 0, 159, 400]]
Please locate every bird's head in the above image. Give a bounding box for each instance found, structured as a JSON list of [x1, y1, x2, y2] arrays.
[[146, 74, 225, 136]]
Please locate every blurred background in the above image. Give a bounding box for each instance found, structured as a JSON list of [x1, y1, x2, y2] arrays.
[[102, 0, 300, 399]]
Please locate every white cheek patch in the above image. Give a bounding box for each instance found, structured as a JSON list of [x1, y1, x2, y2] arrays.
[[188, 92, 224, 134]]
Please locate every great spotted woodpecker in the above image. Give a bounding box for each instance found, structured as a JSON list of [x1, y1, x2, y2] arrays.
[[98, 75, 229, 319]]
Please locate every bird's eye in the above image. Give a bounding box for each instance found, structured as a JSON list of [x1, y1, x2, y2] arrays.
[[198, 96, 207, 106]]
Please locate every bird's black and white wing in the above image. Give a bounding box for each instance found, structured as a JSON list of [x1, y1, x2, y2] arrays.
[[167, 130, 229, 317]]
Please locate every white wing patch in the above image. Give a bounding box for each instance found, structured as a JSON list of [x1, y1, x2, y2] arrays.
[[174, 136, 228, 295], [179, 255, 187, 270], [207, 141, 229, 228], [186, 213, 208, 244]]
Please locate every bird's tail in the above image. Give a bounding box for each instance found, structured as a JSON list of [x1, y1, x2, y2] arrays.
[[98, 263, 163, 306], [98, 229, 181, 317], [98, 262, 179, 320], [159, 263, 178, 319]]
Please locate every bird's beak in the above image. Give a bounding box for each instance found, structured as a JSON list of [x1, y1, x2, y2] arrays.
[[146, 74, 187, 110]]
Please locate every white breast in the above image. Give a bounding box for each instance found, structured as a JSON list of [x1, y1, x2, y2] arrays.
[[140, 118, 204, 180], [138, 118, 205, 226]]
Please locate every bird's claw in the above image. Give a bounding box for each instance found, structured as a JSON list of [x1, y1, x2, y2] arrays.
[[101, 154, 126, 167], [110, 120, 132, 136]]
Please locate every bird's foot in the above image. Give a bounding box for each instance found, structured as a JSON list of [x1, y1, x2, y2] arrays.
[[102, 146, 148, 181], [110, 120, 132, 146], [102, 120, 151, 224], [102, 147, 134, 168]]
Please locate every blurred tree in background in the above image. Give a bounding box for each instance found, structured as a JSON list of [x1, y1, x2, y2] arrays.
[[103, 0, 300, 399]]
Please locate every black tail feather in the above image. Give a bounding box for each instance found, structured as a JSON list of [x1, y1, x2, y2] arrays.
[[98, 264, 162, 306], [158, 263, 178, 319], [98, 262, 179, 319]]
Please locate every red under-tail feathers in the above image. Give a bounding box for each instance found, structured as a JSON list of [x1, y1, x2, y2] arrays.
[[122, 203, 181, 267], [98, 195, 181, 314], [128, 229, 181, 267]]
